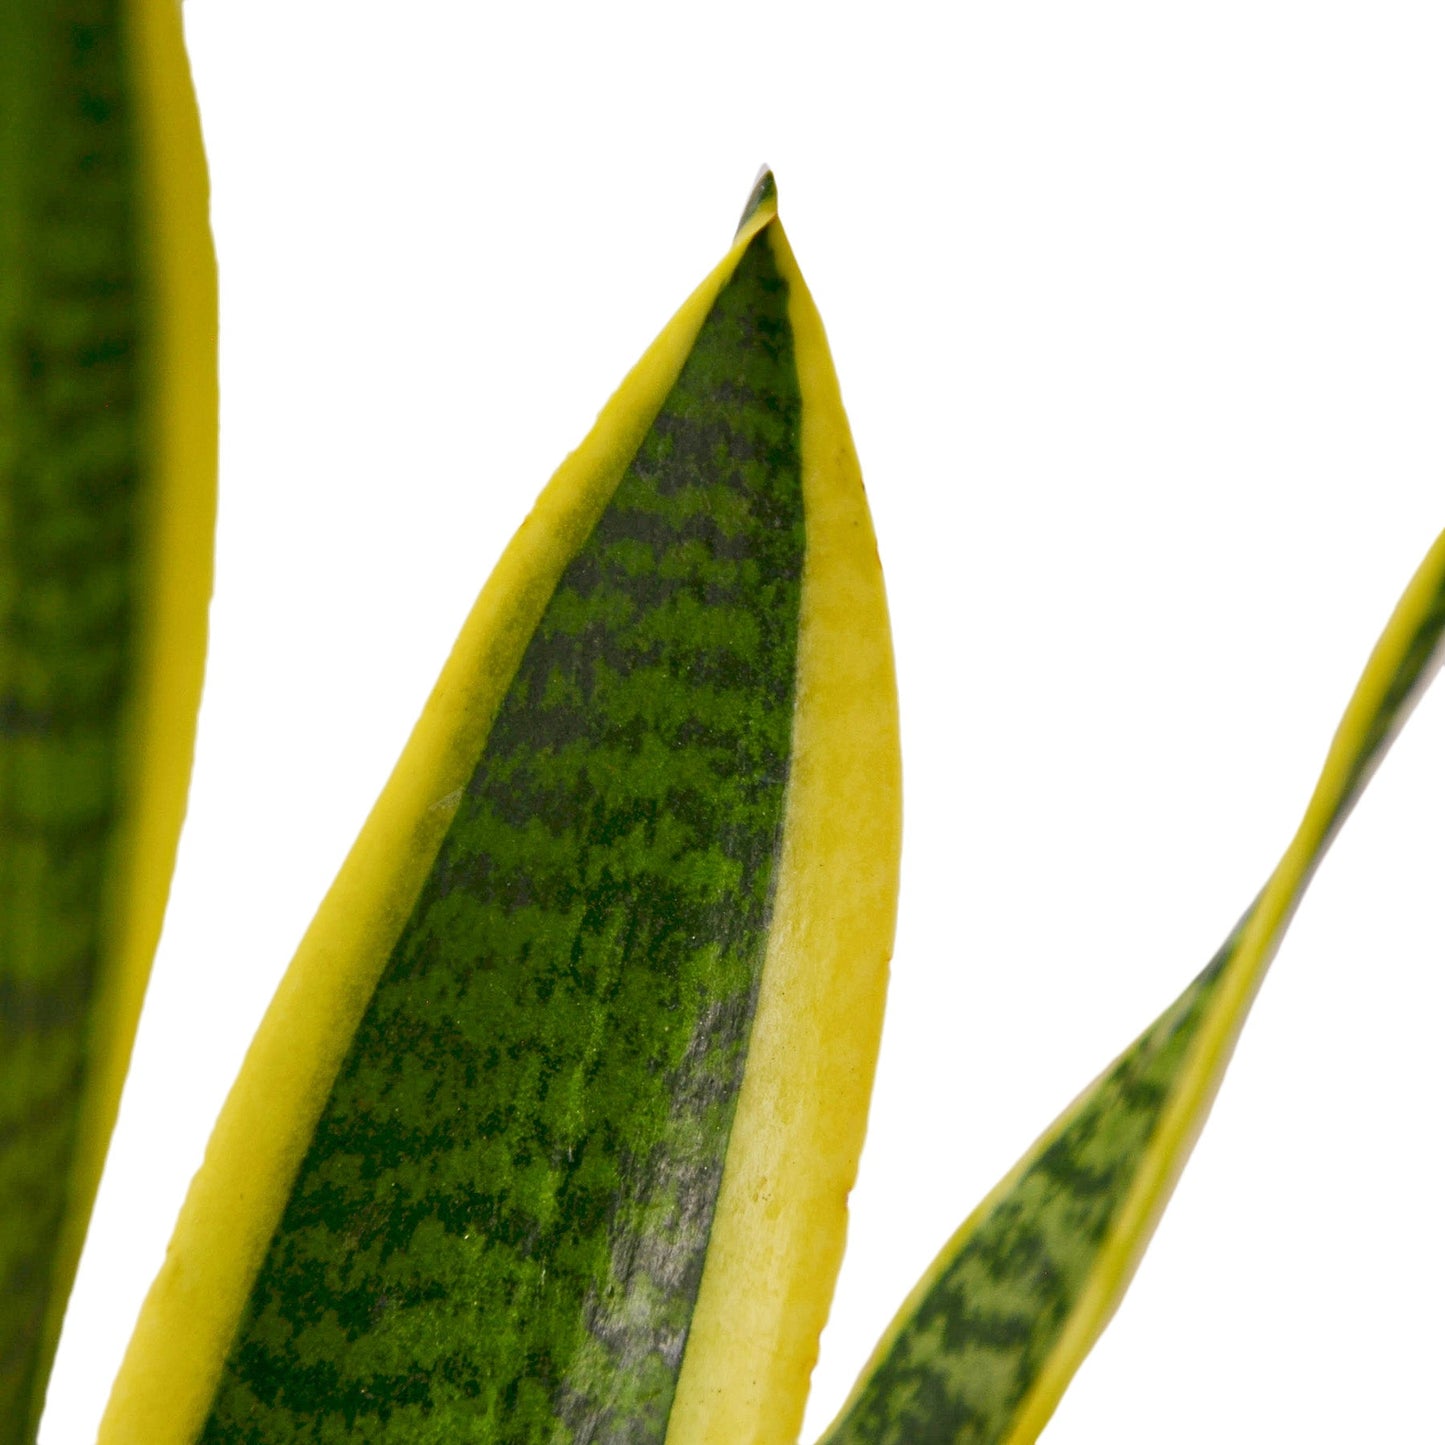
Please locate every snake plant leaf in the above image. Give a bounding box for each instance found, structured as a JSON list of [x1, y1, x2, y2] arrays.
[[818, 528, 1445, 1445], [102, 169, 900, 1445], [0, 1, 216, 1438]]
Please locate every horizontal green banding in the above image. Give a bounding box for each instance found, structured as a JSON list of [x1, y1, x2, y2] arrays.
[[0, 0, 144, 1434], [823, 924, 1245, 1445], [200, 229, 803, 1443]]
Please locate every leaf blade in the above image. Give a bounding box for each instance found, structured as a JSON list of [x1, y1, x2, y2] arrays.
[[103, 178, 899, 1445], [819, 529, 1445, 1445], [0, 0, 215, 1435]]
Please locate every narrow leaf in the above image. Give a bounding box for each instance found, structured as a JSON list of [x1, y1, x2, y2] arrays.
[[0, 0, 216, 1437], [103, 172, 900, 1445], [819, 530, 1445, 1445]]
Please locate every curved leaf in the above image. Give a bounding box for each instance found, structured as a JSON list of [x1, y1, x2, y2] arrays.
[[102, 171, 900, 1445], [818, 529, 1445, 1445], [0, 0, 216, 1436]]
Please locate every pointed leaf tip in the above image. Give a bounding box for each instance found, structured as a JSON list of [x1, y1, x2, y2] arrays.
[[735, 165, 778, 238]]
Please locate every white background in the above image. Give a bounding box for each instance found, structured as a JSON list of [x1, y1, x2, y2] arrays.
[[41, 3, 1445, 1440]]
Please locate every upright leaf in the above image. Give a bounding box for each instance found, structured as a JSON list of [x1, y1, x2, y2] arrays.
[[103, 170, 900, 1445], [818, 529, 1445, 1445], [0, 0, 215, 1437]]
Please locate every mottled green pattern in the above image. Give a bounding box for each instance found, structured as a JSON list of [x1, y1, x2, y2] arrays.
[[823, 926, 1240, 1445], [0, 1, 144, 1436], [201, 231, 803, 1443]]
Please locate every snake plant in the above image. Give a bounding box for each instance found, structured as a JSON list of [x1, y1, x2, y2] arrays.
[[4, 3, 1441, 1444]]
